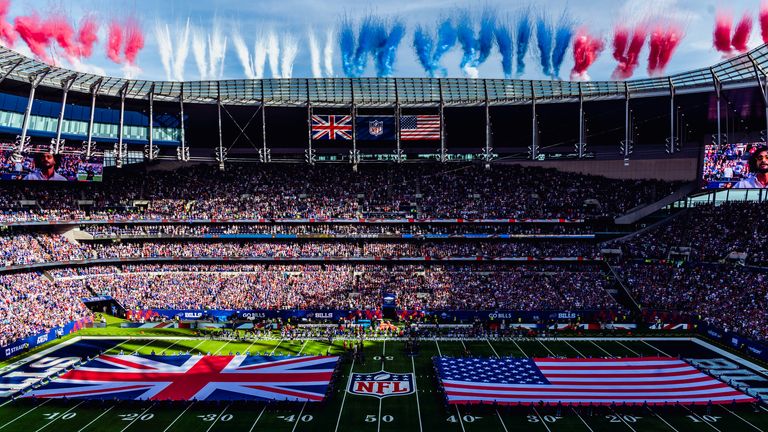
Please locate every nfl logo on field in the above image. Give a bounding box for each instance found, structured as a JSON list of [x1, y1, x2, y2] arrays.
[[368, 120, 383, 136], [348, 371, 415, 398]]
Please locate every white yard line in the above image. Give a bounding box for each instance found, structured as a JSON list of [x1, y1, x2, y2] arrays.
[[77, 405, 114, 432], [641, 340, 672, 358], [719, 405, 765, 432], [511, 340, 528, 357], [615, 340, 640, 356], [119, 402, 155, 432], [297, 340, 308, 355], [411, 356, 424, 432], [564, 340, 586, 358], [269, 339, 284, 355], [434, 339, 442, 357], [681, 406, 721, 432], [163, 402, 195, 432], [248, 405, 267, 432], [650, 410, 681, 432], [495, 409, 509, 432], [537, 339, 557, 357], [377, 340, 386, 432], [34, 400, 84, 432], [486, 338, 500, 358], [455, 405, 467, 432], [212, 340, 231, 356], [291, 402, 306, 432], [571, 408, 595, 432], [612, 408, 638, 432], [0, 398, 51, 430], [333, 358, 356, 432], [589, 340, 614, 357], [206, 404, 230, 432], [531, 407, 553, 432]]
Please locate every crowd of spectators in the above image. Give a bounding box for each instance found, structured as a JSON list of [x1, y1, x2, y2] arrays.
[[50, 263, 617, 312], [0, 234, 600, 268], [619, 262, 767, 342], [618, 202, 767, 264], [81, 222, 593, 238], [0, 163, 679, 222], [0, 272, 92, 347]]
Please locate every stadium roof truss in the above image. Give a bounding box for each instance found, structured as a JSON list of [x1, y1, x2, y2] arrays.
[[0, 45, 767, 108]]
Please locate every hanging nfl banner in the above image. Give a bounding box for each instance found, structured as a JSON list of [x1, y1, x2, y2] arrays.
[[355, 116, 396, 141]]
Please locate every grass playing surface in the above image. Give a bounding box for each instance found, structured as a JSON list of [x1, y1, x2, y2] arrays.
[[1, 336, 766, 432]]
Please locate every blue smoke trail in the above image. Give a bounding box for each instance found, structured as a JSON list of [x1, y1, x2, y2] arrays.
[[476, 10, 496, 66], [375, 21, 405, 77], [432, 19, 457, 77], [515, 9, 532, 76], [413, 25, 434, 76], [339, 17, 356, 77], [536, 15, 553, 77], [495, 23, 513, 78], [551, 14, 574, 78], [353, 16, 380, 77], [456, 12, 477, 71]]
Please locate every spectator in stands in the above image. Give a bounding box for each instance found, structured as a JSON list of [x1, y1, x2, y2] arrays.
[[734, 146, 768, 188]]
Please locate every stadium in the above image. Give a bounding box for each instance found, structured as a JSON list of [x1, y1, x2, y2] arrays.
[[0, 1, 766, 431]]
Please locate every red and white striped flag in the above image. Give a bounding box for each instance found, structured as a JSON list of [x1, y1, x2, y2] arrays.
[[436, 356, 756, 405], [400, 115, 440, 140]]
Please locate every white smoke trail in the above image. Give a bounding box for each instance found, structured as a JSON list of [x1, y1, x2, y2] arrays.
[[191, 26, 208, 79], [173, 19, 191, 81], [266, 31, 280, 78], [232, 30, 255, 79], [280, 34, 299, 79], [208, 17, 228, 79], [308, 29, 322, 78], [323, 27, 334, 77], [154, 21, 173, 81], [253, 37, 268, 79]]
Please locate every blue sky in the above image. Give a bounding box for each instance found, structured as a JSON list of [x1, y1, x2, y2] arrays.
[[3, 0, 765, 82]]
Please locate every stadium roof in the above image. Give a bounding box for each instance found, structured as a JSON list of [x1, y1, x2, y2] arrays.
[[0, 44, 766, 107]]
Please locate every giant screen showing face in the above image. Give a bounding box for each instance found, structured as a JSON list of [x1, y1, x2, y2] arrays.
[[0, 144, 103, 182], [702, 142, 768, 189]]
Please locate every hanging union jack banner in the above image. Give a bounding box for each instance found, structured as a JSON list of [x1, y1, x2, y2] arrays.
[[26, 354, 339, 401], [311, 115, 353, 140]]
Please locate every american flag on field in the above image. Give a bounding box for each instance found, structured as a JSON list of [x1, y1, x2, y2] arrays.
[[312, 115, 352, 140], [435, 357, 756, 405], [400, 115, 440, 140], [26, 355, 338, 402]]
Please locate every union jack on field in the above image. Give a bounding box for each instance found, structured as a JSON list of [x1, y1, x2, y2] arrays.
[[26, 354, 339, 401]]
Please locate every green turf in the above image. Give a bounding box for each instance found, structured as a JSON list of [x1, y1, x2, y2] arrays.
[[1, 337, 766, 432]]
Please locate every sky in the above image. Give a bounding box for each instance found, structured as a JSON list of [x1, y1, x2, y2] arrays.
[[2, 0, 766, 82]]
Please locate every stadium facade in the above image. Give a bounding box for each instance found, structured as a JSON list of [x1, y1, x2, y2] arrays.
[[0, 45, 766, 180]]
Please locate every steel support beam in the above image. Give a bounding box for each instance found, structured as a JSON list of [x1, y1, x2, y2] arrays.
[[350, 79, 360, 169], [711, 68, 723, 148], [216, 82, 225, 170], [115, 82, 129, 168], [621, 83, 632, 164], [438, 79, 446, 163], [52, 74, 76, 155], [259, 80, 270, 163], [84, 79, 102, 159], [577, 82, 585, 158], [667, 77, 677, 154], [17, 70, 49, 155], [306, 79, 315, 165], [529, 81, 538, 161], [177, 83, 189, 161], [146, 84, 156, 161], [395, 79, 404, 163]]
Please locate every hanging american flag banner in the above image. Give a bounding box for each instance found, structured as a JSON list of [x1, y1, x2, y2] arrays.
[[435, 357, 755, 405], [26, 354, 339, 401], [311, 115, 353, 140], [400, 115, 441, 140]]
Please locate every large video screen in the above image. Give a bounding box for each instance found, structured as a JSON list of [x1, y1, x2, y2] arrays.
[[702, 142, 768, 189], [0, 144, 103, 182]]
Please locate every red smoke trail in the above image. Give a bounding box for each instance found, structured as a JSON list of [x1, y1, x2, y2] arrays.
[[106, 20, 123, 63], [14, 14, 52, 62], [570, 28, 604, 80], [612, 26, 628, 63], [612, 26, 646, 79], [761, 3, 768, 43], [0, 0, 16, 47], [123, 18, 143, 65], [656, 28, 683, 74], [713, 11, 733, 54], [730, 13, 752, 53], [647, 25, 683, 76], [76, 16, 98, 58], [44, 14, 78, 59]]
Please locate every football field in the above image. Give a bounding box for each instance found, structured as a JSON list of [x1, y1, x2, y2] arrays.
[[0, 336, 766, 432]]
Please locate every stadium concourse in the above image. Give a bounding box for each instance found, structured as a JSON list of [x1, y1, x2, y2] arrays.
[[0, 162, 767, 432]]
